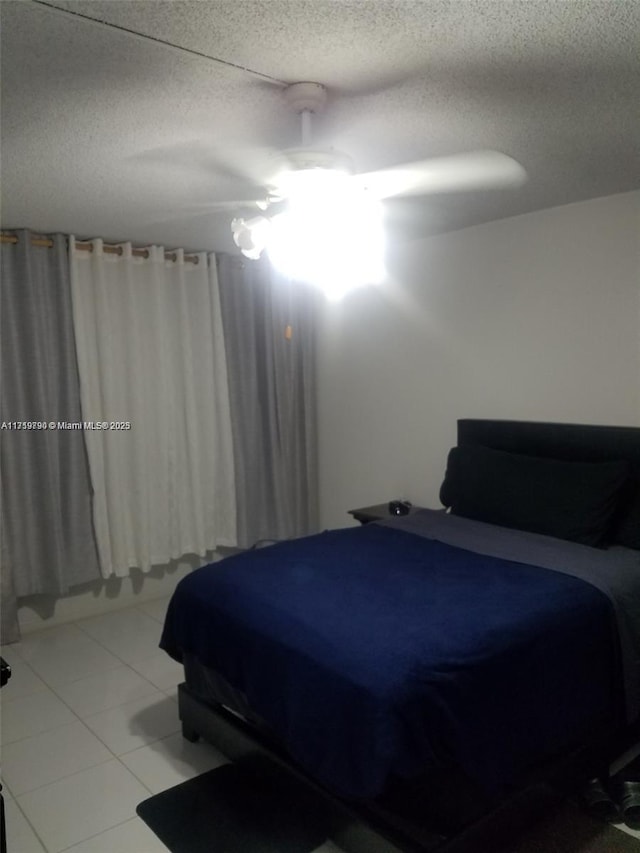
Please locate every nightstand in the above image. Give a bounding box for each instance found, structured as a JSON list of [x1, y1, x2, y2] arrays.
[[348, 502, 426, 524]]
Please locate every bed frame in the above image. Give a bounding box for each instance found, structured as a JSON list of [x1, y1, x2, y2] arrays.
[[176, 419, 640, 853]]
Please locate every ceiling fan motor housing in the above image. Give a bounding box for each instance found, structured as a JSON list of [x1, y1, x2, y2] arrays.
[[280, 147, 354, 175]]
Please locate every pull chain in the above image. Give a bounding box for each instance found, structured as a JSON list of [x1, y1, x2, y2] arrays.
[[285, 275, 293, 341]]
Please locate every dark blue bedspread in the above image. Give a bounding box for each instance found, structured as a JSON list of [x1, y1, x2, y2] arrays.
[[160, 525, 616, 799]]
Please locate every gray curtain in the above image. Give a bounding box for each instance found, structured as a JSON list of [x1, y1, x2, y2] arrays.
[[1, 230, 100, 643], [216, 254, 318, 548]]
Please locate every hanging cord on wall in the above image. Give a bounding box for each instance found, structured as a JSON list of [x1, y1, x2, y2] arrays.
[[249, 539, 284, 550], [284, 275, 293, 341]]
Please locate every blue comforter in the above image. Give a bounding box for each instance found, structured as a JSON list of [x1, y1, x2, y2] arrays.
[[160, 524, 616, 799]]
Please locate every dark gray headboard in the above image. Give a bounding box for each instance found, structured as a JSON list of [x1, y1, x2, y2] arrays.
[[457, 419, 640, 549]]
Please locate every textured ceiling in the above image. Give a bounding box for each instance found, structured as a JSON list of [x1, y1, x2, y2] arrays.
[[1, 0, 639, 253]]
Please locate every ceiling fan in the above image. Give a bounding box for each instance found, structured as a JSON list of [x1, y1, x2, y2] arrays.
[[226, 82, 528, 260]]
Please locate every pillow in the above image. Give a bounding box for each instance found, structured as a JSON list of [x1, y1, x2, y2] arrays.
[[439, 444, 630, 547], [610, 480, 640, 549]]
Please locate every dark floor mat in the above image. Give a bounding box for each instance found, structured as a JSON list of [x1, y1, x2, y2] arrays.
[[504, 800, 640, 853], [138, 758, 640, 853], [136, 759, 330, 853]]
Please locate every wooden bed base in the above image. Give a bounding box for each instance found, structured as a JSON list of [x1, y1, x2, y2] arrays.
[[178, 682, 426, 853], [177, 681, 627, 853]]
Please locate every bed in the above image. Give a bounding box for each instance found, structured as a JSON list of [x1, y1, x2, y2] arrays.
[[160, 419, 640, 852]]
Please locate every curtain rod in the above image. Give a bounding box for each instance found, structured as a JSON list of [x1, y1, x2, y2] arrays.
[[0, 233, 201, 264]]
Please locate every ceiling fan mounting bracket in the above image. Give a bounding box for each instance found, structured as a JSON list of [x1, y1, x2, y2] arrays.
[[284, 82, 328, 115]]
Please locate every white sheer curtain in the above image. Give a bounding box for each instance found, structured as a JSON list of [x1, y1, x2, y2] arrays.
[[70, 240, 236, 578]]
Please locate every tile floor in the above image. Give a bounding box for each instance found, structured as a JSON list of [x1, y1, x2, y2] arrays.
[[1, 598, 639, 852], [0, 598, 344, 853]]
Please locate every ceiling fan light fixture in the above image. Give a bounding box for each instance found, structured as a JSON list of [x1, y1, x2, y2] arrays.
[[267, 188, 386, 300], [231, 215, 271, 259]]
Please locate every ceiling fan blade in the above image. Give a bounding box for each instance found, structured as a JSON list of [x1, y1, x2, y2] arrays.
[[142, 198, 277, 230], [184, 198, 272, 212], [128, 141, 280, 188], [353, 151, 527, 199]]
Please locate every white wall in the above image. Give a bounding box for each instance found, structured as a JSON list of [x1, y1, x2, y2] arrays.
[[317, 191, 640, 530]]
